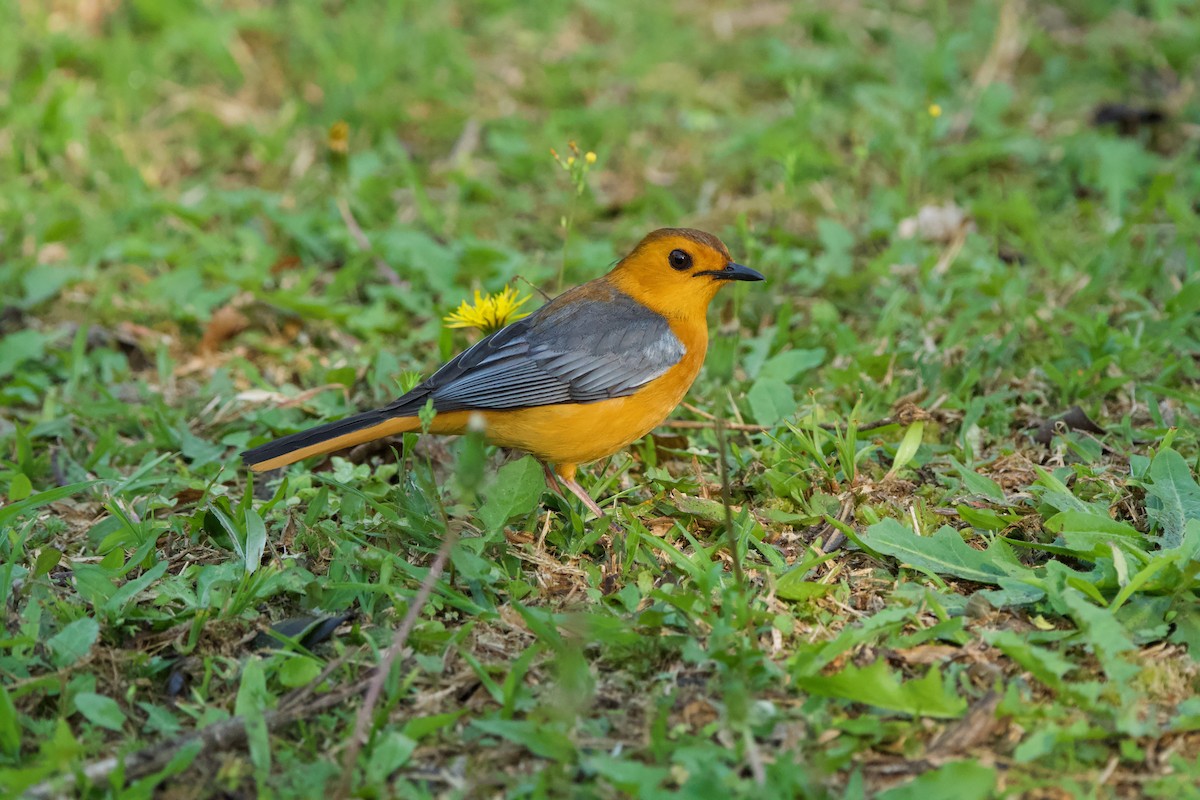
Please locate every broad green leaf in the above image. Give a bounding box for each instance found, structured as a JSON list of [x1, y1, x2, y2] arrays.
[[746, 376, 795, 426], [235, 657, 273, 787], [1045, 511, 1140, 539], [126, 738, 203, 797], [877, 760, 996, 800], [138, 701, 183, 736], [33, 548, 62, 578], [975, 578, 1047, 608], [277, 655, 322, 688], [512, 602, 565, 646], [365, 731, 417, 784], [815, 217, 854, 277], [673, 494, 730, 523], [205, 500, 267, 578], [775, 570, 834, 602], [956, 504, 1019, 531], [243, 507, 267, 575], [21, 262, 78, 307], [179, 429, 224, 467], [1166, 278, 1200, 316], [105, 560, 169, 616], [947, 457, 1006, 502], [983, 630, 1074, 689], [1171, 697, 1200, 732], [204, 499, 241, 556], [1114, 594, 1172, 643], [312, 473, 401, 524], [790, 606, 918, 678], [1045, 510, 1143, 556], [43, 717, 82, 765], [1062, 591, 1137, 683], [584, 754, 670, 795], [795, 659, 966, 718], [478, 456, 546, 532], [1013, 720, 1103, 763], [1032, 466, 1102, 514], [0, 684, 20, 756], [864, 522, 1045, 606], [7, 473, 32, 502], [451, 542, 500, 581], [757, 348, 826, 382], [1108, 531, 1200, 612], [861, 520, 1012, 585], [402, 711, 467, 740], [1169, 599, 1200, 654], [46, 617, 100, 668], [74, 692, 126, 732], [0, 330, 49, 379], [471, 718, 576, 761], [1092, 136, 1156, 216], [71, 563, 118, 609], [454, 430, 489, 495], [1144, 448, 1200, 548], [886, 421, 924, 477], [562, 612, 642, 648]]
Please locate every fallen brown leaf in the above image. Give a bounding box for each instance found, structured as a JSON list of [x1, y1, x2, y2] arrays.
[[200, 304, 250, 355]]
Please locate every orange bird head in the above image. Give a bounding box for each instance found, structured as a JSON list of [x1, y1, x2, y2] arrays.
[[608, 228, 763, 320]]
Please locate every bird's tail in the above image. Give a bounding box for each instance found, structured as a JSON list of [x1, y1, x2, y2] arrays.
[[241, 409, 424, 472]]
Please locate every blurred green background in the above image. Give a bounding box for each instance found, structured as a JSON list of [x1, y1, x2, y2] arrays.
[[2, 1, 1200, 797]]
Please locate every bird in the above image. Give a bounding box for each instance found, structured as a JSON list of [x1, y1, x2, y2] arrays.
[[241, 228, 763, 517]]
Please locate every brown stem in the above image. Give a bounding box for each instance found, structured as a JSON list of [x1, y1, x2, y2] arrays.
[[336, 530, 459, 798]]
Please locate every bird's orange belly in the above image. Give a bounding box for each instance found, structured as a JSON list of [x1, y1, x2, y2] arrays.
[[477, 366, 696, 466]]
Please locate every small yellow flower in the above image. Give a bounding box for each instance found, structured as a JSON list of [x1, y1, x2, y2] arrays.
[[567, 156, 576, 166], [585, 151, 597, 164], [444, 286, 532, 334], [928, 103, 942, 118], [328, 120, 349, 154]]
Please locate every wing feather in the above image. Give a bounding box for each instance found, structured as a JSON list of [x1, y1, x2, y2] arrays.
[[384, 284, 685, 415]]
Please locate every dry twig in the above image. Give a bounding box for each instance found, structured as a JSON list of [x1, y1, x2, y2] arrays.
[[947, 0, 1027, 140], [337, 529, 459, 797]]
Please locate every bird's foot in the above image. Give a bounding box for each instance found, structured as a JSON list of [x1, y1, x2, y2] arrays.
[[545, 465, 624, 583], [541, 462, 565, 498], [560, 475, 605, 520]]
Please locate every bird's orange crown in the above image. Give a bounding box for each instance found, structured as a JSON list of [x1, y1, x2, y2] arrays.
[[607, 228, 762, 320]]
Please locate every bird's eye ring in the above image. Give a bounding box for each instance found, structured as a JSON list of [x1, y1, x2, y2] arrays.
[[668, 249, 692, 271]]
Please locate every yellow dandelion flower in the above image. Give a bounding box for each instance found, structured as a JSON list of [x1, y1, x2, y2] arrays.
[[328, 120, 350, 153], [444, 286, 532, 334], [585, 151, 597, 164], [928, 103, 942, 118]]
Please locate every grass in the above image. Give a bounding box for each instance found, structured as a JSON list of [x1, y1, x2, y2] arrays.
[[2, 0, 1200, 797]]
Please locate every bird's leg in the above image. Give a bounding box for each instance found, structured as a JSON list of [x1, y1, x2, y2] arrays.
[[543, 460, 610, 529], [554, 464, 623, 580], [549, 462, 606, 519], [541, 461, 568, 500], [559, 476, 606, 520]]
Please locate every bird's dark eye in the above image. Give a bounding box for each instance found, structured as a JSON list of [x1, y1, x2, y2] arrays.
[[668, 249, 692, 271]]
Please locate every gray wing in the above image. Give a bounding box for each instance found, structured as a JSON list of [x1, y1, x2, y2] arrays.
[[385, 285, 685, 415]]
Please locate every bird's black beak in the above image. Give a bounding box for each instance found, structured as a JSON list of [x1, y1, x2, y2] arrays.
[[695, 262, 765, 282]]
